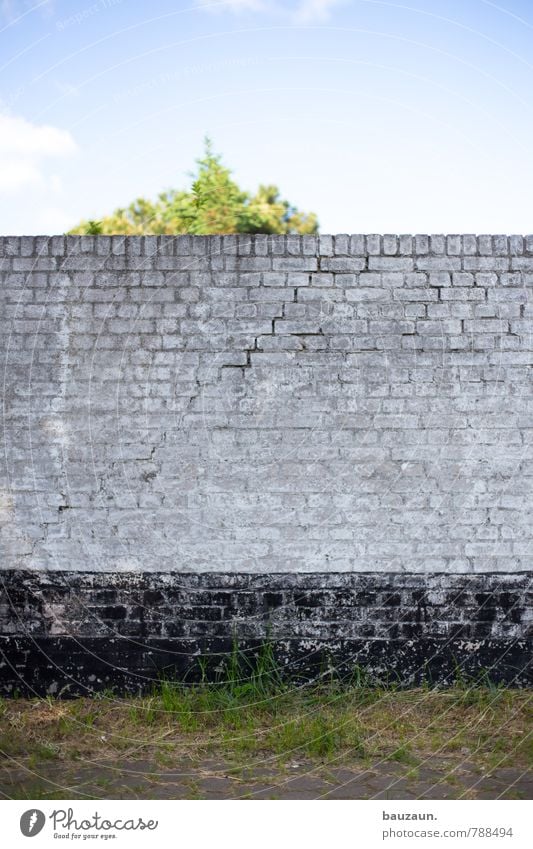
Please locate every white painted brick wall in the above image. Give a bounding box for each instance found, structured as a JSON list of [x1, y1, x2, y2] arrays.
[[1, 235, 532, 574]]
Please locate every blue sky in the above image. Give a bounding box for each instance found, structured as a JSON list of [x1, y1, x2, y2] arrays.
[[1, 0, 532, 234]]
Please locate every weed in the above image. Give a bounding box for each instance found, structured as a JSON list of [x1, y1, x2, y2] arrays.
[[389, 744, 418, 766]]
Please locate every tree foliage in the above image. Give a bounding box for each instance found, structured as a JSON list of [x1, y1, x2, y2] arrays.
[[70, 139, 318, 235]]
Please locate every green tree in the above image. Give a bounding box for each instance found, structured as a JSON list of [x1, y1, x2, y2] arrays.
[[70, 138, 318, 235]]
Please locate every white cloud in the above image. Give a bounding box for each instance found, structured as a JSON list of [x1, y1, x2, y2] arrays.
[[196, 0, 341, 21], [0, 0, 18, 22], [0, 160, 40, 190], [0, 111, 76, 191], [1, 0, 55, 23], [54, 81, 80, 99], [293, 0, 341, 23], [226, 0, 263, 7], [49, 173, 63, 193], [0, 112, 76, 156], [33, 205, 73, 234], [195, 0, 265, 12]]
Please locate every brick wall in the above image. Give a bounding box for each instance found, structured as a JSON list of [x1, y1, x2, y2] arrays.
[[1, 234, 531, 690]]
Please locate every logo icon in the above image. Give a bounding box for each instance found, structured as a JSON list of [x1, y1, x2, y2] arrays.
[[20, 810, 46, 837]]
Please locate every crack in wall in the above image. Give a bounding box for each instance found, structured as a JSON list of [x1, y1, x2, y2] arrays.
[[220, 286, 320, 376]]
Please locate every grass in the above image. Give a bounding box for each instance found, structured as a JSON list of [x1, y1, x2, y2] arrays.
[[0, 646, 531, 799]]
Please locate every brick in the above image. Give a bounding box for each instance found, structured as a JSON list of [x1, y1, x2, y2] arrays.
[[318, 235, 333, 256], [463, 257, 510, 272], [320, 257, 365, 272], [463, 319, 509, 333], [383, 234, 398, 255], [417, 319, 462, 335], [398, 235, 413, 255], [349, 234, 365, 255], [368, 256, 414, 272], [430, 234, 445, 255], [478, 235, 493, 255], [366, 234, 381, 254], [394, 288, 438, 301], [237, 257, 271, 271], [511, 257, 533, 271], [462, 235, 477, 255], [345, 288, 389, 302], [333, 234, 349, 255], [493, 235, 508, 255], [415, 257, 462, 271], [414, 234, 429, 254], [446, 235, 462, 255], [429, 272, 451, 287], [272, 257, 317, 271]]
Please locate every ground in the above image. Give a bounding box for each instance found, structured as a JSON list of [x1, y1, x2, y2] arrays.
[[0, 682, 531, 800]]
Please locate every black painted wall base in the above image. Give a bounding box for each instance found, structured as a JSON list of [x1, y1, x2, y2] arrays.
[[1, 636, 531, 696], [0, 570, 531, 694]]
